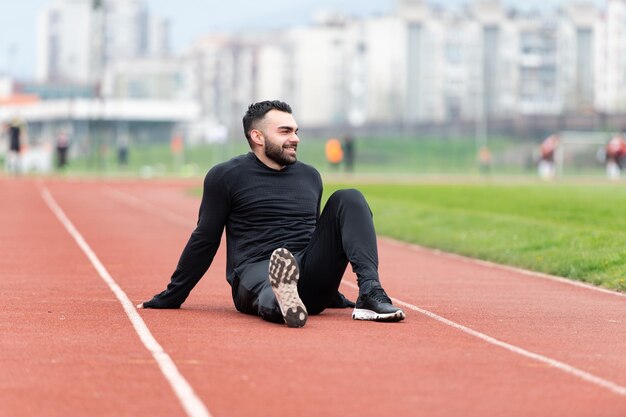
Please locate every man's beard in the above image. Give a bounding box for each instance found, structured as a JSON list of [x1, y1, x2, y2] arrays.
[[264, 139, 297, 166]]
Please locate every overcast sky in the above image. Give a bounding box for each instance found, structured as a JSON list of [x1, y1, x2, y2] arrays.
[[0, 0, 606, 80]]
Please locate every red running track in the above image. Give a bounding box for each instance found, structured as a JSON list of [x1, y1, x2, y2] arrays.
[[2, 177, 626, 417]]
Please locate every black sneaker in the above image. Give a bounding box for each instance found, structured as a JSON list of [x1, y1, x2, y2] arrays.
[[269, 248, 308, 328], [352, 284, 405, 322]]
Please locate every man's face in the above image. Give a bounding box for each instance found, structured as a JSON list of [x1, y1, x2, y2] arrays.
[[257, 110, 300, 166]]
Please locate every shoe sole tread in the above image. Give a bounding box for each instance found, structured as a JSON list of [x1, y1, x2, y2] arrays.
[[269, 248, 307, 328]]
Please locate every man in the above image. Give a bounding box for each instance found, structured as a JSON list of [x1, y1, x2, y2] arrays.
[[55, 129, 70, 169], [605, 132, 626, 179], [6, 117, 26, 174], [538, 133, 559, 180], [138, 100, 405, 327]]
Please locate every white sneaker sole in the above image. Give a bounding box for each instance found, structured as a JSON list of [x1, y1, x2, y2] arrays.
[[269, 248, 307, 328], [352, 308, 406, 322]]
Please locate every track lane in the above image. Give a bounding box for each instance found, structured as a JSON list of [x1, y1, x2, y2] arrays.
[[0, 178, 188, 417], [37, 178, 626, 417], [40, 183, 211, 417]]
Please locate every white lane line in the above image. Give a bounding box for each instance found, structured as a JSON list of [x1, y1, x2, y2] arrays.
[[39, 183, 212, 417], [104, 184, 626, 397], [381, 237, 626, 299], [342, 280, 626, 397], [102, 186, 193, 228]]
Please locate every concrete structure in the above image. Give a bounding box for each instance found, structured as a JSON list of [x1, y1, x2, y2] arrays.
[[101, 58, 190, 100], [286, 16, 359, 127], [37, 0, 96, 83], [596, 0, 626, 114], [559, 2, 600, 114], [0, 98, 199, 157], [516, 14, 559, 114], [27, 0, 626, 137], [36, 0, 170, 84]]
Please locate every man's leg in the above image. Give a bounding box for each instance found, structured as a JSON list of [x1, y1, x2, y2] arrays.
[[233, 252, 307, 327], [298, 189, 404, 321], [232, 259, 284, 324]]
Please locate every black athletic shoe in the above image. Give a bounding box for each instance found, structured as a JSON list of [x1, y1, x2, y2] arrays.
[[352, 284, 405, 322], [269, 248, 308, 328]]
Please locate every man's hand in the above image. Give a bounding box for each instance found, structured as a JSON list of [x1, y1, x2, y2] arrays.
[[135, 298, 182, 309]]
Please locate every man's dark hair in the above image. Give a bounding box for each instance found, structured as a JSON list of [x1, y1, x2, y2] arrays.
[[243, 100, 292, 141]]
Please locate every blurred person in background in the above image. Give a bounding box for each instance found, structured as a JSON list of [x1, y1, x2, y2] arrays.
[[55, 129, 70, 170], [478, 146, 492, 175], [138, 100, 405, 327], [343, 133, 356, 173], [325, 137, 343, 169], [117, 132, 130, 167], [605, 131, 626, 180], [6, 117, 27, 175], [538, 133, 559, 180]]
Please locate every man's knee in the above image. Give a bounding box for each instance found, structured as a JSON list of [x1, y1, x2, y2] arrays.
[[328, 188, 367, 206], [328, 189, 371, 214]]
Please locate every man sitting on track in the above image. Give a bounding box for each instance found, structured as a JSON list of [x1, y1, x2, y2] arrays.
[[137, 100, 405, 327]]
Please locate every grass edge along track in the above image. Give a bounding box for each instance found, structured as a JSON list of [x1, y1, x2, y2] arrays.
[[322, 180, 626, 293]]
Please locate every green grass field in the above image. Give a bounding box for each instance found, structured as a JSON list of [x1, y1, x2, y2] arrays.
[[56, 135, 543, 177], [322, 181, 626, 292]]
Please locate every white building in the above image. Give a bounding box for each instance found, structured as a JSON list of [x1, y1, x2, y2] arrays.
[[101, 57, 190, 100], [33, 0, 626, 133], [596, 0, 626, 113], [516, 14, 559, 114], [400, 0, 444, 124], [36, 0, 170, 84], [470, 0, 519, 120], [286, 16, 357, 127], [183, 33, 287, 141], [360, 14, 405, 125], [557, 3, 600, 114], [37, 0, 95, 83]]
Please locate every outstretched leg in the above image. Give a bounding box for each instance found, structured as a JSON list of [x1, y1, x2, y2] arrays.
[[269, 248, 307, 328], [232, 250, 307, 327]]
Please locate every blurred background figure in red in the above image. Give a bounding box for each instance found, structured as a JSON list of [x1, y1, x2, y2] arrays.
[[538, 133, 559, 180], [605, 131, 626, 180]]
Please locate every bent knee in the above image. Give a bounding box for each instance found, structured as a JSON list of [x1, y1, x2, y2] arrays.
[[328, 188, 366, 205]]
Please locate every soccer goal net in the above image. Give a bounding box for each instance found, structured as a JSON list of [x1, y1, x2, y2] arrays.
[[553, 130, 610, 176]]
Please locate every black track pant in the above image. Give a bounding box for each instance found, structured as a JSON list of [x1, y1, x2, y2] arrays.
[[231, 189, 380, 323]]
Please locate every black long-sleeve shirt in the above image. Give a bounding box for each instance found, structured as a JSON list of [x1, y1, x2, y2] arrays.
[[145, 152, 323, 308]]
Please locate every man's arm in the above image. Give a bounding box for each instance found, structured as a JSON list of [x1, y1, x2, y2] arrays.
[[139, 167, 230, 309]]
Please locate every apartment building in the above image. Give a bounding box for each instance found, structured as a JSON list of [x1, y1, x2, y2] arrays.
[[34, 0, 626, 131], [36, 0, 169, 84]]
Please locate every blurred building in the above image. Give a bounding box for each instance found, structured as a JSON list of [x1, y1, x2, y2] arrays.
[[184, 33, 279, 142], [285, 13, 370, 127], [37, 0, 95, 83], [0, 77, 15, 98], [182, 0, 603, 131], [36, 0, 169, 84], [17, 0, 626, 143], [560, 3, 598, 114], [10, 0, 192, 160], [516, 13, 559, 114], [596, 0, 626, 114], [101, 58, 188, 100]]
